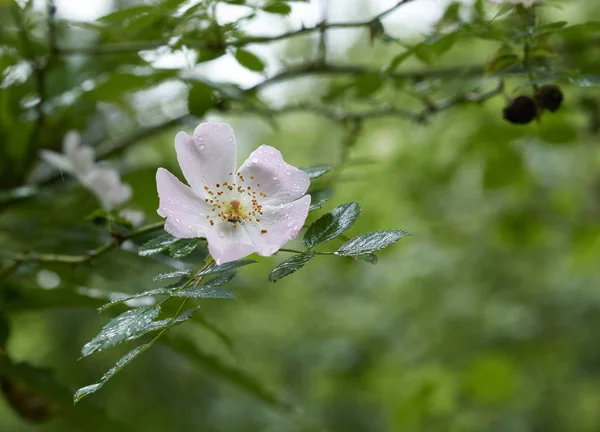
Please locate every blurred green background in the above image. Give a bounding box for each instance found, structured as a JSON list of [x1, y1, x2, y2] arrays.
[[2, 0, 600, 430]]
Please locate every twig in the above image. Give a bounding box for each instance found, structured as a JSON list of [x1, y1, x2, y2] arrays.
[[1, 221, 165, 270], [56, 0, 416, 56]]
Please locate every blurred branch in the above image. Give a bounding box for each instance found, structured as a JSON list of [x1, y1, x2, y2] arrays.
[[0, 221, 165, 278], [56, 0, 415, 56], [10, 4, 51, 171], [248, 63, 485, 92]]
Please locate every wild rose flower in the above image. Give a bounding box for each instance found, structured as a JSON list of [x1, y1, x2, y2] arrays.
[[40, 131, 133, 211], [488, 0, 536, 7], [156, 121, 311, 265], [86, 167, 132, 211], [40, 131, 94, 182]]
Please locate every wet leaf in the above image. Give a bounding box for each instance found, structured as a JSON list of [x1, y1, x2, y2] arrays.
[[167, 238, 204, 258], [81, 306, 160, 357], [138, 234, 179, 256], [304, 202, 361, 247], [302, 165, 331, 179], [309, 188, 332, 211], [197, 259, 256, 276], [74, 345, 148, 404], [174, 272, 236, 299], [152, 270, 192, 281], [269, 250, 315, 282], [336, 230, 410, 256]]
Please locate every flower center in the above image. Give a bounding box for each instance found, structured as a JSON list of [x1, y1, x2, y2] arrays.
[[223, 200, 244, 223], [202, 174, 267, 230]]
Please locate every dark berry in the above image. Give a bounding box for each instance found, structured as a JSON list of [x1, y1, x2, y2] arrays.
[[535, 84, 564, 113], [503, 95, 537, 124]]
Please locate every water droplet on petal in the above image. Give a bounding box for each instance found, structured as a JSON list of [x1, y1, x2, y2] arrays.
[[252, 158, 259, 163], [199, 144, 206, 150], [272, 176, 278, 180], [228, 137, 234, 143], [218, 231, 225, 238]]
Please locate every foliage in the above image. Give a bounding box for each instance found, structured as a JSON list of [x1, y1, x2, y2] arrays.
[[1, 0, 600, 431]]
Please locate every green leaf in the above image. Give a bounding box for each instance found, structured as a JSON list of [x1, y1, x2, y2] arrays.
[[304, 202, 361, 247], [569, 75, 600, 87], [145, 307, 200, 333], [98, 5, 153, 24], [197, 259, 256, 276], [269, 250, 316, 282], [234, 49, 266, 72], [485, 54, 520, 74], [302, 165, 331, 179], [188, 81, 215, 117], [173, 272, 236, 299], [97, 288, 171, 312], [263, 2, 292, 14], [355, 73, 383, 98], [309, 188, 332, 211], [74, 345, 148, 404], [138, 234, 179, 256], [335, 229, 410, 256], [152, 270, 192, 281], [357, 253, 378, 264], [167, 238, 204, 258], [81, 306, 160, 357], [386, 50, 414, 74]]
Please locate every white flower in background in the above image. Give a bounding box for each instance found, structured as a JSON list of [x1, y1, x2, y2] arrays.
[[488, 0, 536, 7], [36, 269, 61, 290], [40, 131, 138, 215], [86, 167, 132, 210], [119, 209, 145, 228], [40, 131, 94, 182], [156, 121, 311, 265]]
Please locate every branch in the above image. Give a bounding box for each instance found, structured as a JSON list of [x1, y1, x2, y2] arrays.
[[248, 63, 485, 92], [1, 221, 165, 273], [55, 0, 417, 56]]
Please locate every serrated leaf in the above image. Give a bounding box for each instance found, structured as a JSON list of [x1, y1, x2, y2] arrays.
[[304, 202, 360, 247], [145, 307, 200, 333], [81, 306, 160, 357], [302, 165, 331, 179], [235, 49, 265, 72], [335, 229, 410, 256], [197, 259, 256, 276], [152, 270, 192, 281], [174, 272, 236, 299], [263, 2, 291, 14], [168, 238, 203, 258], [138, 234, 179, 256], [97, 288, 170, 312], [269, 250, 316, 282], [74, 345, 148, 404]]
